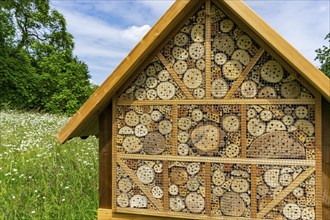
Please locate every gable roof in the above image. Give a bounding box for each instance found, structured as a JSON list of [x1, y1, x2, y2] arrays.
[[56, 0, 330, 144]]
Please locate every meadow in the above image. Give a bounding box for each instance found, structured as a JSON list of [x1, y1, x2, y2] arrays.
[[0, 110, 98, 219]]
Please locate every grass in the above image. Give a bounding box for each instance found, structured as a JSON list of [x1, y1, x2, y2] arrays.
[[0, 110, 98, 219]]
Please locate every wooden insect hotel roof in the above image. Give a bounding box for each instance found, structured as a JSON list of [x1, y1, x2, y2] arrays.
[[56, 0, 330, 144]]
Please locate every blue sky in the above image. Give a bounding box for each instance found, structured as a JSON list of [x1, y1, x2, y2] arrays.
[[50, 0, 330, 85]]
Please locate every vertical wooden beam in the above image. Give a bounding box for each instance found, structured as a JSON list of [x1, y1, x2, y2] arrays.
[[99, 103, 113, 209], [322, 98, 330, 220], [205, 162, 211, 216], [163, 161, 169, 212], [315, 93, 323, 220], [111, 96, 118, 210], [172, 104, 178, 156], [251, 165, 257, 218], [240, 105, 247, 158], [205, 0, 212, 99]]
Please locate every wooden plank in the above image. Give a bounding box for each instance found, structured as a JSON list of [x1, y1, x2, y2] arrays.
[[205, 162, 211, 216], [205, 0, 211, 99], [219, 0, 330, 102], [257, 167, 316, 218], [99, 104, 113, 209], [157, 53, 194, 99], [322, 98, 330, 220], [240, 105, 247, 158], [162, 161, 169, 212], [117, 99, 315, 106], [118, 153, 316, 166], [172, 104, 178, 156], [117, 159, 164, 211], [98, 208, 112, 220], [250, 165, 257, 218], [224, 48, 265, 99], [315, 93, 323, 220], [112, 96, 118, 210]]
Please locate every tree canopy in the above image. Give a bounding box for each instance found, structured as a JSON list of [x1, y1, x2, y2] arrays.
[[315, 33, 330, 78], [0, 0, 97, 114]]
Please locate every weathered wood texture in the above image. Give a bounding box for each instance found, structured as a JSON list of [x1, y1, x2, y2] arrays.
[[322, 98, 330, 220], [99, 104, 113, 209]]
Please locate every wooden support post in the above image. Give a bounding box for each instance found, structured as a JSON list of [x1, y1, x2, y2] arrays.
[[241, 105, 247, 158], [322, 98, 330, 220], [163, 161, 169, 212], [172, 104, 178, 155], [99, 103, 113, 209], [205, 162, 211, 216], [111, 97, 118, 210], [251, 165, 257, 218], [205, 0, 212, 99]]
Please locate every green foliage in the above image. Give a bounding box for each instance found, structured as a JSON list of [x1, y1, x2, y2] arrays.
[[315, 33, 330, 78], [0, 0, 97, 114]]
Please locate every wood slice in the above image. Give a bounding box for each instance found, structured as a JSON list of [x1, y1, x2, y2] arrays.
[[264, 168, 280, 188], [232, 49, 250, 66], [154, 62, 163, 72], [211, 78, 229, 98], [140, 113, 152, 125], [247, 131, 305, 158], [118, 178, 133, 193], [260, 110, 273, 121], [169, 184, 179, 196], [191, 125, 220, 153], [159, 120, 172, 135], [151, 186, 163, 199], [170, 196, 185, 212], [156, 82, 176, 100], [247, 118, 266, 136], [233, 27, 244, 40], [212, 169, 226, 186], [117, 193, 129, 208], [212, 186, 225, 197], [279, 173, 293, 186], [146, 89, 157, 100], [134, 88, 146, 100], [187, 163, 200, 175], [223, 60, 243, 80], [222, 115, 240, 132], [220, 19, 234, 33], [301, 207, 315, 220], [135, 73, 146, 86], [294, 119, 314, 136], [231, 178, 249, 193], [122, 136, 143, 153], [260, 60, 284, 83], [237, 35, 253, 50], [283, 203, 301, 220], [178, 117, 192, 131], [257, 184, 269, 196], [247, 108, 257, 119], [170, 167, 188, 185], [134, 124, 148, 137], [130, 195, 148, 208], [174, 32, 188, 47], [240, 193, 251, 206], [187, 177, 200, 192], [293, 187, 304, 198], [153, 163, 163, 173], [266, 120, 286, 133], [225, 144, 240, 157], [193, 88, 205, 99], [151, 110, 163, 122], [146, 65, 156, 76], [214, 52, 227, 65], [146, 77, 158, 88], [295, 106, 308, 119], [189, 43, 205, 60], [281, 81, 301, 98], [118, 126, 134, 135], [191, 24, 204, 43], [178, 143, 189, 156], [178, 131, 189, 143], [196, 59, 205, 71], [185, 192, 205, 213], [158, 70, 170, 82], [282, 115, 294, 126], [191, 109, 203, 122], [173, 60, 188, 75], [213, 34, 235, 55], [241, 80, 257, 98], [172, 46, 189, 60], [257, 86, 277, 98], [137, 165, 155, 184], [183, 68, 203, 89], [143, 132, 165, 155], [220, 192, 246, 217]]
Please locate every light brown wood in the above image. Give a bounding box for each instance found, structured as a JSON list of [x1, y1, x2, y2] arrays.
[[257, 167, 315, 218], [163, 161, 169, 212], [117, 99, 315, 106], [118, 153, 315, 166], [172, 104, 178, 155], [224, 48, 265, 99], [98, 208, 112, 220], [251, 165, 257, 218], [117, 159, 164, 211], [322, 98, 330, 220], [157, 53, 194, 99], [240, 105, 247, 158], [99, 104, 113, 209], [205, 162, 211, 216], [205, 0, 211, 99], [112, 97, 118, 210]]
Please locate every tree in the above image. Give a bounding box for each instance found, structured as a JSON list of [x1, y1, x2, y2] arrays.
[[0, 0, 97, 114], [315, 33, 330, 78]]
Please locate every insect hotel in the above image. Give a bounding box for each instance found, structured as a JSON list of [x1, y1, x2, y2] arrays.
[[57, 0, 330, 219]]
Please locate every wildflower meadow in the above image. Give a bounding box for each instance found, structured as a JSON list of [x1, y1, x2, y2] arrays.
[[0, 110, 98, 219]]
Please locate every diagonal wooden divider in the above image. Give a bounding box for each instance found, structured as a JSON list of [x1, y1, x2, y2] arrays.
[[224, 48, 265, 99], [157, 53, 194, 99], [257, 166, 315, 218], [117, 159, 164, 211]]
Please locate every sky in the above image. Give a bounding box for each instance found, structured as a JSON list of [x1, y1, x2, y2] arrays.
[[50, 0, 330, 85]]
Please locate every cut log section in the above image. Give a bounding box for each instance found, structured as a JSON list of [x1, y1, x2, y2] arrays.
[[130, 195, 148, 208], [257, 86, 277, 98], [225, 144, 240, 157], [169, 184, 179, 196], [266, 120, 286, 133], [118, 178, 133, 193], [156, 82, 176, 100], [125, 111, 140, 127], [237, 35, 253, 50], [247, 118, 266, 136], [294, 106, 308, 119], [185, 192, 205, 213], [178, 143, 189, 156], [294, 119, 314, 136], [183, 69, 203, 89], [283, 203, 301, 220], [189, 43, 205, 60], [169, 196, 185, 212], [232, 49, 250, 66], [260, 60, 283, 83], [191, 109, 203, 122], [212, 169, 226, 186], [213, 34, 235, 55], [187, 163, 200, 175], [136, 165, 155, 184], [172, 47, 189, 60], [117, 193, 130, 208], [191, 125, 220, 153], [241, 80, 257, 98], [214, 52, 227, 65], [151, 186, 163, 199], [143, 132, 165, 155], [220, 192, 246, 217], [174, 32, 188, 47], [191, 24, 204, 43], [222, 115, 240, 132], [159, 120, 172, 135], [211, 78, 229, 98], [178, 117, 192, 130], [231, 178, 249, 193], [281, 81, 301, 98], [223, 60, 243, 80], [134, 124, 148, 137], [158, 70, 170, 82], [173, 60, 188, 75], [134, 88, 147, 100], [220, 19, 234, 33], [122, 136, 143, 153], [170, 167, 188, 185]]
